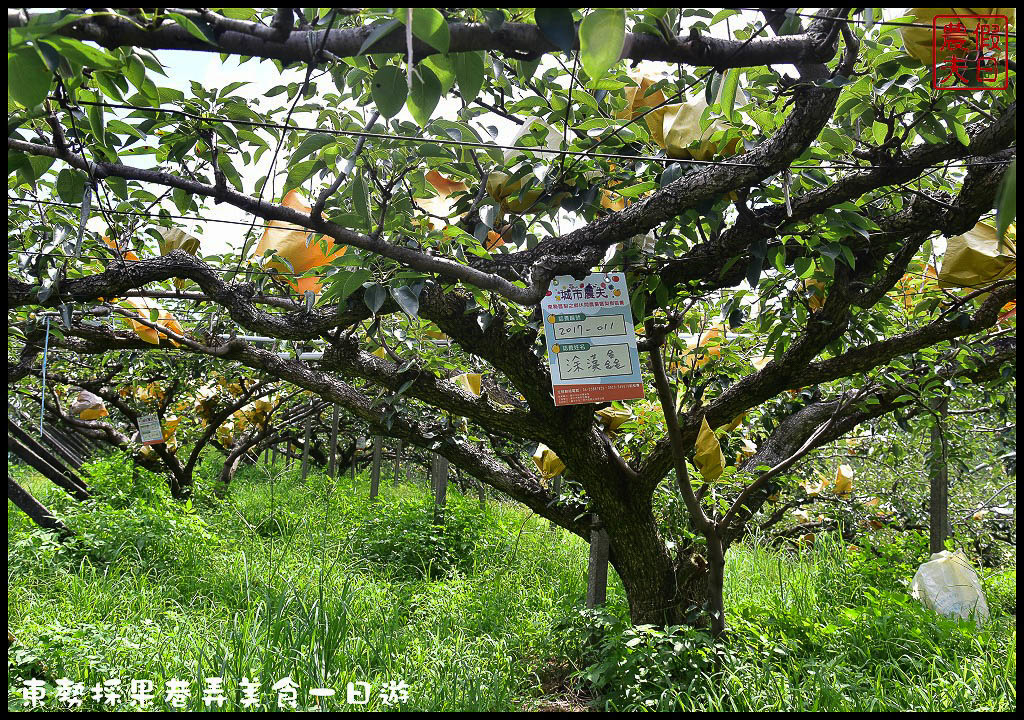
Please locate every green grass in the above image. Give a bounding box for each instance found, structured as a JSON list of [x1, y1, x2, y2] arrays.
[[571, 535, 1016, 711], [7, 453, 1017, 711]]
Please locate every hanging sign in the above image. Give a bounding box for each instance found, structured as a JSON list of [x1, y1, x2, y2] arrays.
[[541, 272, 644, 407], [137, 414, 165, 446], [356, 436, 368, 450]]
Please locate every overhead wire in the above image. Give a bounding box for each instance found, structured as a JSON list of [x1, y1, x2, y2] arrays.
[[52, 99, 1013, 172]]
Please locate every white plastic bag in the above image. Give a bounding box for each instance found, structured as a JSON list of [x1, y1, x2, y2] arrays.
[[910, 550, 990, 626]]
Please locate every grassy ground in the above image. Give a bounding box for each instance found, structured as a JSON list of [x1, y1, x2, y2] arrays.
[[7, 453, 1017, 711]]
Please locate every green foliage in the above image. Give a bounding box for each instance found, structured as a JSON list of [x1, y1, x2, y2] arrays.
[[561, 535, 1016, 711], [11, 452, 213, 573], [579, 9, 626, 82], [983, 568, 1016, 617], [370, 64, 407, 118], [8, 458, 1015, 711], [8, 457, 594, 711], [340, 493, 493, 580]]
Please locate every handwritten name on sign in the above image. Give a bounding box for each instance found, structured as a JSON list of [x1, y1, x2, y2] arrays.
[[541, 273, 643, 407]]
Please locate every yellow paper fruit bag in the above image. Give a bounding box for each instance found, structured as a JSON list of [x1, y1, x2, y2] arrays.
[[694, 416, 726, 481], [834, 464, 854, 496], [802, 472, 829, 496], [71, 390, 108, 420], [121, 297, 183, 346], [453, 372, 482, 397], [894, 264, 939, 309], [802, 278, 827, 312], [619, 74, 669, 147], [101, 235, 140, 262], [216, 420, 235, 447], [414, 170, 469, 230], [135, 382, 166, 404], [162, 415, 181, 442], [192, 382, 219, 424], [938, 222, 1016, 289], [486, 116, 562, 213], [532, 443, 566, 480], [735, 437, 758, 464], [676, 326, 725, 375], [660, 97, 740, 161], [251, 189, 347, 295], [596, 406, 632, 433], [718, 413, 745, 433], [901, 9, 1015, 65]]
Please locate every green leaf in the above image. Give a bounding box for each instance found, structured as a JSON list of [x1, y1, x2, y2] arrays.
[[107, 175, 129, 200], [88, 102, 105, 140], [397, 8, 449, 54], [871, 120, 887, 145], [778, 11, 801, 35], [351, 172, 370, 228], [331, 270, 372, 303], [36, 36, 119, 71], [408, 65, 441, 127], [721, 67, 739, 123], [370, 65, 408, 118], [391, 284, 421, 318], [535, 8, 576, 52], [615, 181, 657, 198], [486, 10, 505, 32], [794, 257, 814, 278], [358, 18, 401, 55], [746, 238, 768, 289], [34, 40, 61, 72], [579, 9, 625, 82], [292, 133, 335, 164], [705, 70, 722, 106], [953, 121, 969, 147], [423, 54, 455, 95], [995, 158, 1015, 244], [284, 158, 317, 194], [9, 46, 52, 108], [56, 169, 87, 204], [364, 283, 387, 315], [452, 51, 485, 104], [126, 55, 146, 91], [166, 12, 218, 45]]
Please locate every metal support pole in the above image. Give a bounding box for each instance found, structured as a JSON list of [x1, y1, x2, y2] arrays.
[[393, 439, 403, 486], [369, 436, 382, 499], [433, 453, 448, 524], [328, 405, 340, 478], [300, 408, 313, 482]]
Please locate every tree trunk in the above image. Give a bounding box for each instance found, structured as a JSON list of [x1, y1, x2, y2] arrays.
[[592, 490, 727, 630], [928, 397, 951, 554], [219, 451, 244, 490], [602, 501, 695, 626]]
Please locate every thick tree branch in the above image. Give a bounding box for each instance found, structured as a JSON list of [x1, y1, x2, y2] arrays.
[[10, 11, 848, 69]]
